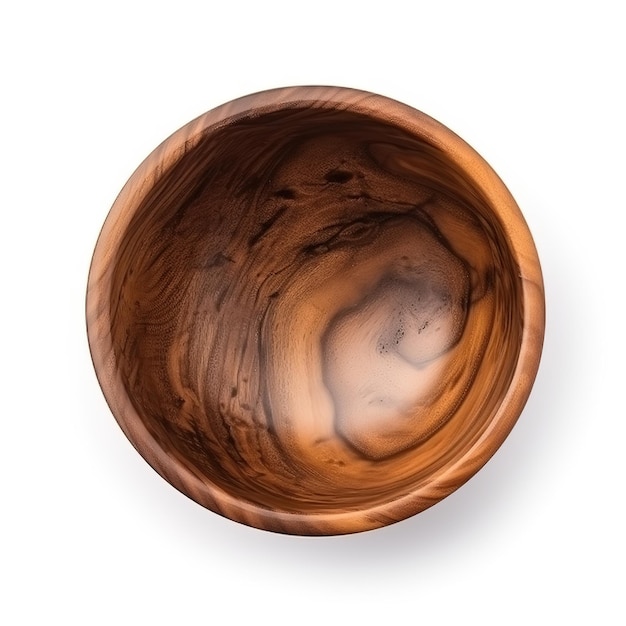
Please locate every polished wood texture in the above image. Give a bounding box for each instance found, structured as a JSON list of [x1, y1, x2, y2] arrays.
[[87, 87, 544, 535]]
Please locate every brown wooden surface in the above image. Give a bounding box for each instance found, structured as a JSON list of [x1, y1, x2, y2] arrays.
[[86, 86, 545, 535]]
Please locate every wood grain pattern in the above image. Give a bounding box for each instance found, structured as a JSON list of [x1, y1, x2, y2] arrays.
[[86, 86, 545, 535]]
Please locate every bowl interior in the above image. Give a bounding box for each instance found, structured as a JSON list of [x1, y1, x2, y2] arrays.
[[94, 97, 532, 531]]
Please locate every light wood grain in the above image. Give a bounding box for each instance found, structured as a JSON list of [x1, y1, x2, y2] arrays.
[[87, 86, 544, 535]]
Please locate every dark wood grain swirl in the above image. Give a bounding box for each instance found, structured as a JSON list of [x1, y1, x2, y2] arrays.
[[87, 87, 544, 535]]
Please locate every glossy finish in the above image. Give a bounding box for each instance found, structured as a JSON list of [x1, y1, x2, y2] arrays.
[[87, 87, 544, 535]]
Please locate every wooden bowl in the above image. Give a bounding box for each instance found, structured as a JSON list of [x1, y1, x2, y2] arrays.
[[87, 86, 544, 535]]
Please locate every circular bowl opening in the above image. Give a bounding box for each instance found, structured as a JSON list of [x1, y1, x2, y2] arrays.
[[87, 86, 544, 535]]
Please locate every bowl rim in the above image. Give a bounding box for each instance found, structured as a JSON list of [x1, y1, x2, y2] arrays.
[[86, 85, 545, 535]]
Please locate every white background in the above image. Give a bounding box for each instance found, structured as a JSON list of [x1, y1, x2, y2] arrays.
[[2, 1, 624, 623]]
